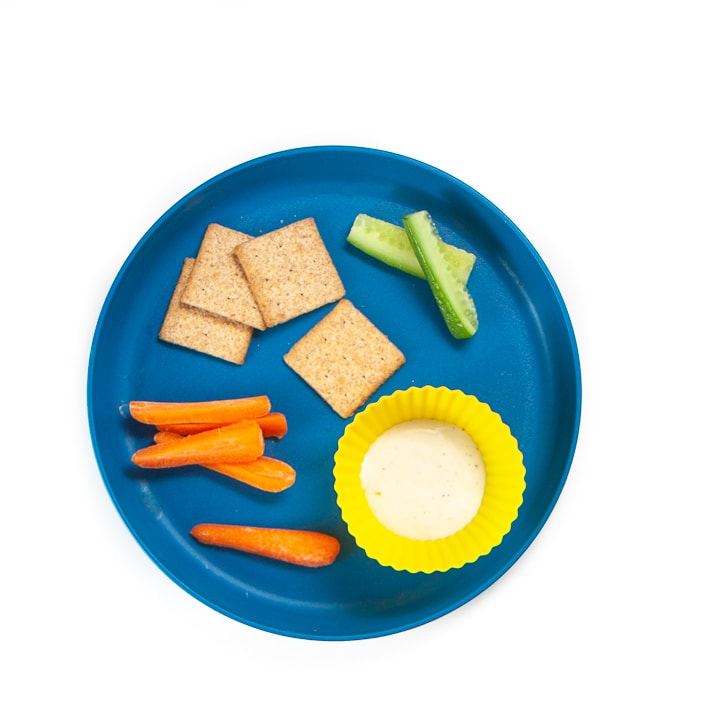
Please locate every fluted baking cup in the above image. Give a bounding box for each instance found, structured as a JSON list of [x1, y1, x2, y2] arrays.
[[333, 386, 526, 573]]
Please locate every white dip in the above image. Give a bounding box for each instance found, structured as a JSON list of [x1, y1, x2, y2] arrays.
[[360, 419, 486, 541]]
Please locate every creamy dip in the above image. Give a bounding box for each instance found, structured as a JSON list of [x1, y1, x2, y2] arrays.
[[360, 419, 486, 541]]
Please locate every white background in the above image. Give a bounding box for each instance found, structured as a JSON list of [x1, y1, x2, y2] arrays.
[[2, 1, 718, 717]]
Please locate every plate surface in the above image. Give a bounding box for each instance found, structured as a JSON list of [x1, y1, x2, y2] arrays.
[[88, 146, 581, 640]]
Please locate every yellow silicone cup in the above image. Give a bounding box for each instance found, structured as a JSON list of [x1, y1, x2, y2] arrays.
[[333, 386, 526, 573]]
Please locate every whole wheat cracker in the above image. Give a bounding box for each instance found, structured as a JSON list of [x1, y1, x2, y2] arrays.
[[181, 223, 266, 330], [283, 299, 406, 418], [234, 218, 345, 328], [159, 258, 254, 364]]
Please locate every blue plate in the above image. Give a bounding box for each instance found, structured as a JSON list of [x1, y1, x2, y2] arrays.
[[88, 146, 581, 640]]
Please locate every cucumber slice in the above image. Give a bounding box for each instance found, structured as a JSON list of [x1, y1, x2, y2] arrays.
[[402, 210, 479, 339], [347, 213, 476, 285], [347, 214, 426, 278]]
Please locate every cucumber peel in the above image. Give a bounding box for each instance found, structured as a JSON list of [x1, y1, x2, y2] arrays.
[[347, 213, 475, 285], [402, 210, 479, 339]]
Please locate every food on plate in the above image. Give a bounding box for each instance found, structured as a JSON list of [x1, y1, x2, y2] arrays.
[[248, 411, 288, 438], [334, 386, 526, 573], [159, 258, 254, 364], [190, 523, 340, 567], [360, 419, 485, 541], [131, 419, 265, 468], [155, 410, 287, 439], [128, 394, 272, 425], [234, 217, 345, 327], [159, 218, 346, 364], [180, 224, 266, 330], [347, 213, 476, 285], [127, 396, 294, 492], [283, 299, 405, 418], [154, 431, 295, 492], [402, 210, 479, 339]]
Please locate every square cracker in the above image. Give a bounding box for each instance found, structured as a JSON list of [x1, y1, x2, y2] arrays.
[[159, 258, 253, 364], [234, 217, 345, 327], [181, 223, 266, 330], [283, 299, 405, 418]]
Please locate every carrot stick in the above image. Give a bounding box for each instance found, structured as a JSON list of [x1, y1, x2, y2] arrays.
[[190, 524, 340, 567], [128, 395, 271, 426], [256, 412, 288, 439], [152, 430, 188, 443], [205, 457, 296, 492], [154, 422, 224, 434], [152, 431, 295, 492], [132, 421, 264, 469], [156, 411, 288, 439]]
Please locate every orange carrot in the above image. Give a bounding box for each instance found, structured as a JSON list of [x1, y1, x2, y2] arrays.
[[128, 395, 271, 426], [152, 430, 295, 492], [190, 524, 340, 567], [152, 430, 187, 443], [154, 422, 224, 434], [205, 457, 296, 492], [156, 411, 288, 439], [256, 412, 288, 439], [132, 421, 264, 469]]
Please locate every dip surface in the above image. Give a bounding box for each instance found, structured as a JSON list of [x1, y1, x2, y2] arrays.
[[360, 419, 486, 540]]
